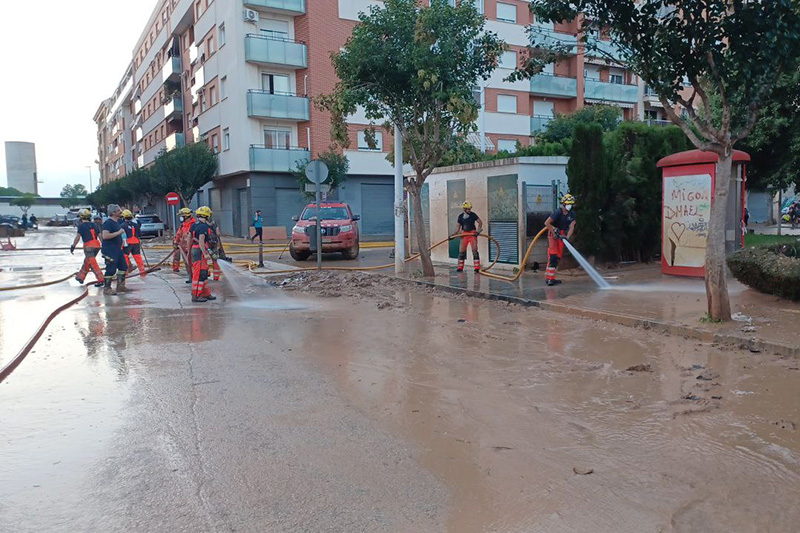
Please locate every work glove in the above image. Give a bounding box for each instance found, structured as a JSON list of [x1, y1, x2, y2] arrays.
[[173, 241, 179, 250], [70, 245, 75, 254], [210, 250, 219, 261]]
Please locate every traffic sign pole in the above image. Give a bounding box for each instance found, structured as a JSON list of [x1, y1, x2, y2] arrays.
[[305, 160, 330, 272]]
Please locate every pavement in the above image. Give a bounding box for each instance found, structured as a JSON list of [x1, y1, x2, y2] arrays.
[[2, 228, 800, 532]]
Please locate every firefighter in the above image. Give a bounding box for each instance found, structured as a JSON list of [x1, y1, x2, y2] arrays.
[[172, 207, 195, 275], [101, 204, 129, 295], [70, 208, 105, 287], [122, 210, 147, 278], [544, 193, 577, 286], [190, 206, 216, 303], [206, 209, 223, 281], [451, 201, 483, 272]]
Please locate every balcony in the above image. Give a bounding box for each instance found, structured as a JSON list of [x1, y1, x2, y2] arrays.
[[165, 97, 184, 121], [247, 91, 310, 121], [529, 27, 578, 54], [162, 56, 182, 84], [245, 34, 307, 68], [586, 37, 623, 62], [165, 132, 185, 152], [584, 79, 638, 104], [529, 74, 578, 98], [644, 119, 673, 128], [249, 146, 310, 172], [244, 0, 306, 15], [531, 115, 552, 133]]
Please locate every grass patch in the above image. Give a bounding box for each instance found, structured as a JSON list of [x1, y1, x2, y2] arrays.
[[700, 312, 723, 324], [744, 233, 799, 247]]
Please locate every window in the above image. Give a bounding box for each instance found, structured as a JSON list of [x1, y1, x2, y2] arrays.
[[223, 128, 230, 151], [357, 130, 383, 151], [200, 93, 207, 113], [497, 140, 517, 153], [264, 129, 291, 149], [210, 86, 218, 106], [211, 133, 219, 154], [208, 35, 216, 55], [261, 28, 289, 40], [473, 0, 484, 14], [496, 3, 517, 23], [261, 73, 290, 94], [497, 94, 517, 114], [499, 50, 517, 69], [220, 76, 227, 99], [219, 23, 226, 47], [610, 74, 623, 85]]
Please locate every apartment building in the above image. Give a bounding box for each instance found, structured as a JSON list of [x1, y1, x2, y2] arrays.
[[94, 0, 662, 237]]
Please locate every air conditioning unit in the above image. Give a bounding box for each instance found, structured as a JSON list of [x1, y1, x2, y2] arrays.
[[244, 9, 259, 23]]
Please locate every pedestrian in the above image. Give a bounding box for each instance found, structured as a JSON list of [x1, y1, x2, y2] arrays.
[[21, 214, 28, 230], [451, 201, 483, 272], [101, 204, 129, 295], [29, 214, 37, 229], [544, 194, 577, 286], [70, 208, 105, 287], [190, 206, 217, 303], [172, 207, 195, 276], [251, 210, 263, 242], [121, 209, 147, 277]]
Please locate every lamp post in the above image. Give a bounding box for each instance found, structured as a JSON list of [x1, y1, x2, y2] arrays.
[[85, 165, 93, 192]]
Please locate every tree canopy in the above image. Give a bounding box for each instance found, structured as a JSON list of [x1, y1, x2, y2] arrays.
[[0, 186, 25, 196], [539, 105, 621, 143], [293, 150, 348, 200], [151, 142, 218, 207], [11, 194, 37, 214], [319, 0, 504, 275]]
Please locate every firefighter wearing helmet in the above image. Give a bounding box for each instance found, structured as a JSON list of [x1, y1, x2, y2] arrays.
[[189, 206, 216, 302], [121, 209, 147, 278], [544, 194, 577, 286], [70, 208, 105, 287], [173, 207, 195, 277], [451, 201, 483, 273]]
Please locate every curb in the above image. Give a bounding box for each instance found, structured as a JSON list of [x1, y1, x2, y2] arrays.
[[388, 275, 799, 359]]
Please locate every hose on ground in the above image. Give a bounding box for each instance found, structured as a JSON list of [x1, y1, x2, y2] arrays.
[[479, 227, 548, 283], [0, 288, 89, 383], [0, 271, 78, 292]]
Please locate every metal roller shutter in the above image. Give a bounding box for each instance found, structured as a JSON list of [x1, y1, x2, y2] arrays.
[[276, 188, 308, 235], [360, 183, 394, 236], [489, 221, 520, 264]]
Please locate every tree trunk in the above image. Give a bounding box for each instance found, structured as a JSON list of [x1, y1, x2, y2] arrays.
[[705, 150, 733, 321], [410, 180, 434, 277]]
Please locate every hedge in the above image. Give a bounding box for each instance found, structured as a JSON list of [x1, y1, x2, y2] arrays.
[[727, 243, 800, 301]]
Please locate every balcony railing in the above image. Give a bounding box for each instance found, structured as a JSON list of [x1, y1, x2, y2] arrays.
[[247, 91, 310, 121], [584, 79, 638, 104], [245, 34, 307, 68], [529, 27, 578, 53], [529, 73, 578, 98], [530, 115, 552, 133], [644, 119, 673, 128], [249, 146, 310, 172], [162, 56, 182, 84], [165, 132, 185, 152], [585, 37, 623, 61], [244, 0, 306, 14], [165, 98, 183, 121]]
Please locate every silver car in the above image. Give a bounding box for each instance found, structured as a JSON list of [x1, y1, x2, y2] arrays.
[[136, 214, 165, 237]]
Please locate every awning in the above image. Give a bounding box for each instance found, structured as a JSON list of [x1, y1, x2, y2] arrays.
[[466, 133, 495, 150], [584, 99, 636, 109]]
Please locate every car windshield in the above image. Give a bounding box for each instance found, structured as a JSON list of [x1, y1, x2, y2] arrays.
[[301, 207, 350, 220], [139, 216, 161, 223]]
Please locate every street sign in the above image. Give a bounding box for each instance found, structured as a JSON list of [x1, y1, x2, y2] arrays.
[[166, 192, 180, 206], [305, 160, 329, 185], [305, 183, 331, 193]]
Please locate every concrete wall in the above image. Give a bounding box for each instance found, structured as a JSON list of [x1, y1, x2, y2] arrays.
[[424, 157, 568, 270], [4, 142, 38, 195]]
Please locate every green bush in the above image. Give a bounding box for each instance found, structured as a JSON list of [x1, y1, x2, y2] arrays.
[[727, 244, 800, 301]]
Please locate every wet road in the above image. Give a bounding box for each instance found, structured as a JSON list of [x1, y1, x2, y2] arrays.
[[2, 229, 800, 532]]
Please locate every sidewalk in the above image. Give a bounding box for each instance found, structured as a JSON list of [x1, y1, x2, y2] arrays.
[[393, 263, 800, 358]]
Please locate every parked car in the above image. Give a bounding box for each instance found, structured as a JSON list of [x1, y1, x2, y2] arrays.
[[289, 202, 360, 261], [136, 214, 165, 237], [47, 214, 72, 227], [0, 215, 20, 227]]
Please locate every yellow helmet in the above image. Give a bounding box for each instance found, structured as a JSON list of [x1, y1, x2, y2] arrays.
[[561, 194, 576, 205], [462, 201, 473, 210], [79, 208, 92, 220], [195, 206, 212, 219], [121, 209, 133, 219], [179, 207, 192, 217]]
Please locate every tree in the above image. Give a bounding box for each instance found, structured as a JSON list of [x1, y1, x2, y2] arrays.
[[11, 194, 37, 215], [0, 186, 24, 196], [319, 0, 504, 276], [60, 183, 88, 198], [150, 143, 218, 207], [120, 167, 158, 209], [529, 0, 800, 320], [540, 105, 621, 143], [567, 123, 609, 257], [292, 149, 348, 199]]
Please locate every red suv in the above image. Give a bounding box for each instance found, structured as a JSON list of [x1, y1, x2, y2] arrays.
[[290, 202, 361, 261]]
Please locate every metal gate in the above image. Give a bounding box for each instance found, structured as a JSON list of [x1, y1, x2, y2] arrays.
[[276, 188, 308, 236], [360, 183, 394, 236], [236, 188, 249, 238], [488, 175, 520, 264], [523, 181, 559, 267]]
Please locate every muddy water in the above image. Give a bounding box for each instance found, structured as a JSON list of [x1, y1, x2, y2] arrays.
[[294, 289, 800, 532]]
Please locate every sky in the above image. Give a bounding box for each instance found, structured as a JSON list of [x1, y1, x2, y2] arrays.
[[0, 1, 153, 197]]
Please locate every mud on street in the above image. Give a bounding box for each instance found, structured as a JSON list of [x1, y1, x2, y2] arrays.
[[2, 229, 800, 532]]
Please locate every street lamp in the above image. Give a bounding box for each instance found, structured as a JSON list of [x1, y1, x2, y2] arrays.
[[85, 165, 93, 192]]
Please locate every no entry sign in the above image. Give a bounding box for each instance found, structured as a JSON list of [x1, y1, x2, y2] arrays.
[[165, 192, 180, 206]]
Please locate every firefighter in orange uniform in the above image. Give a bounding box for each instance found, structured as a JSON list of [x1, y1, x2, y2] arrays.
[[70, 208, 105, 287], [173, 207, 195, 276], [121, 210, 147, 277], [190, 206, 216, 303]]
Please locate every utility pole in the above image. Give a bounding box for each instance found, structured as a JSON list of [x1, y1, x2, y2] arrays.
[[85, 165, 93, 192], [394, 125, 406, 273]]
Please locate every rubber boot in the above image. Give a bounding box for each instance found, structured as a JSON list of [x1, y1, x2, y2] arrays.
[[116, 275, 130, 293], [103, 279, 115, 295]]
